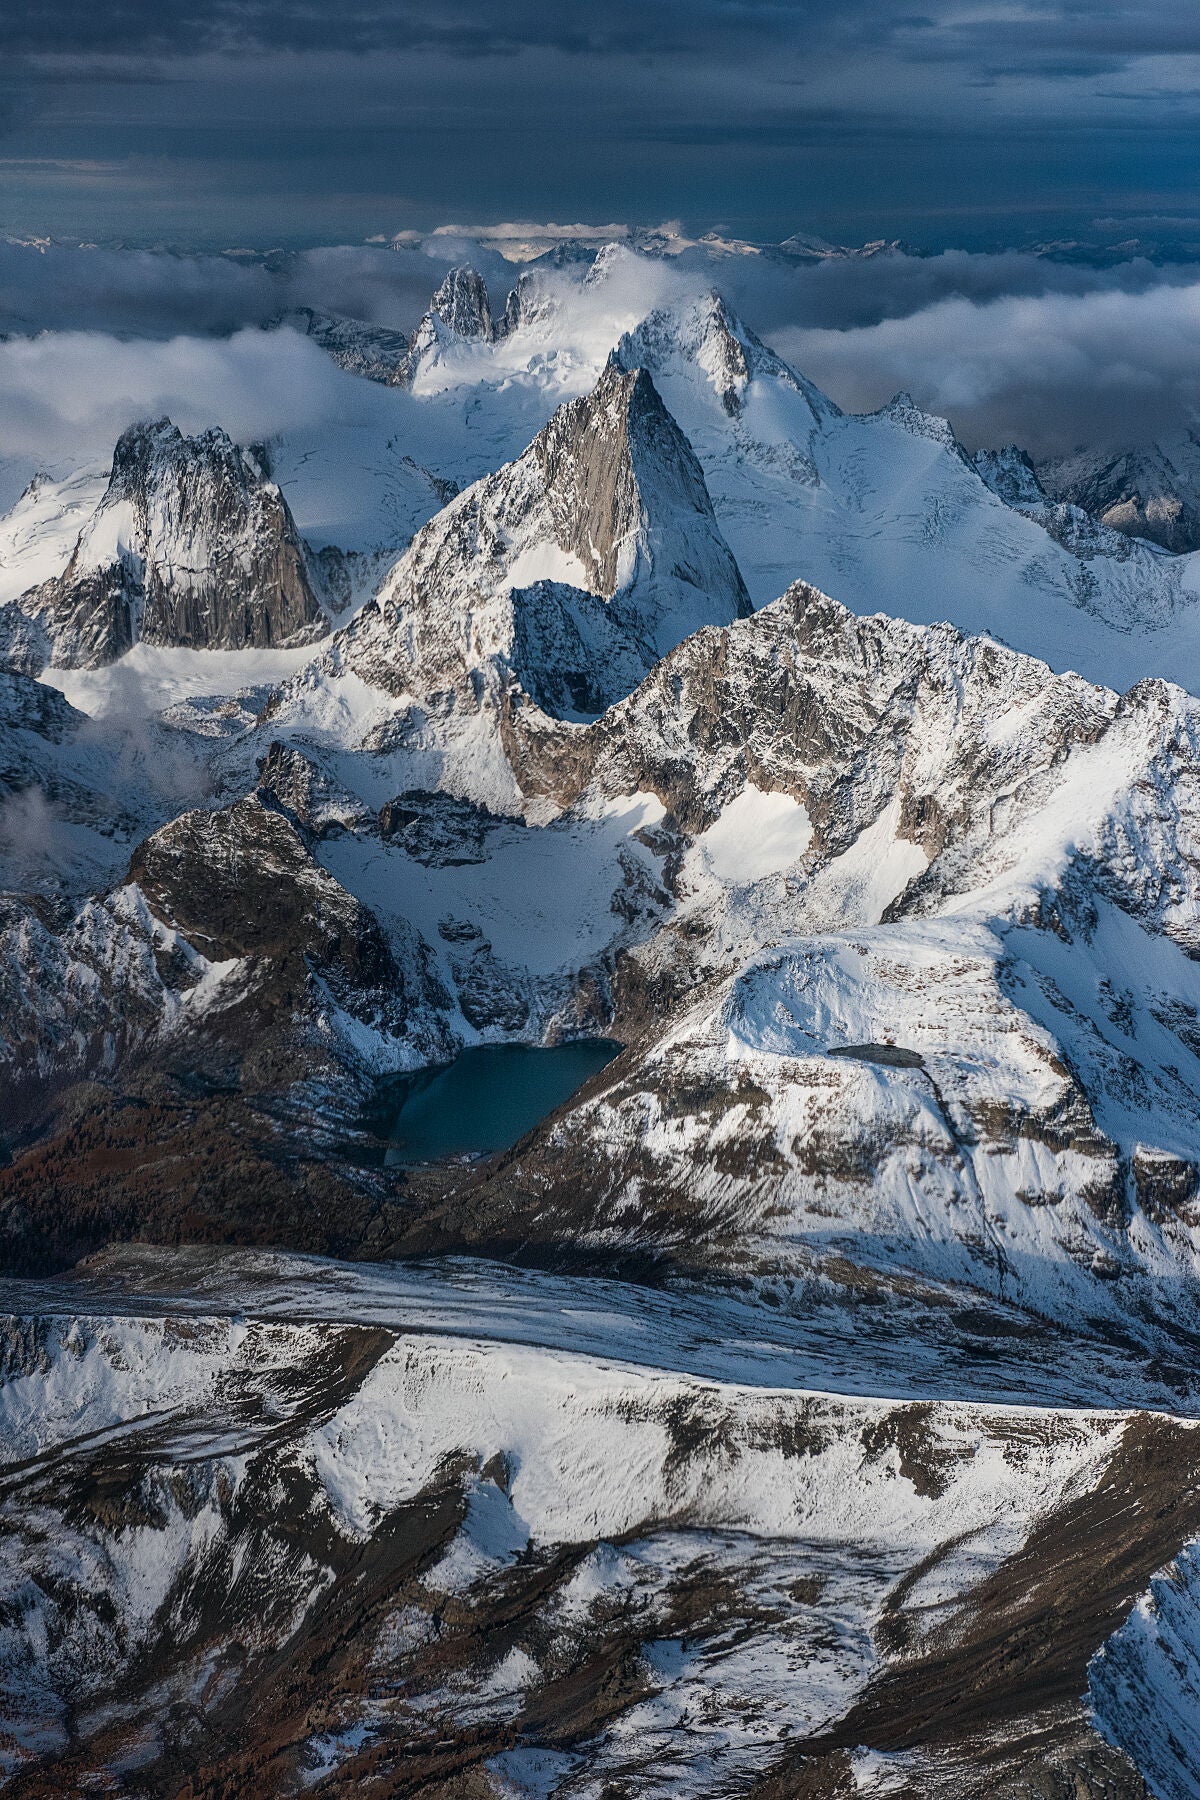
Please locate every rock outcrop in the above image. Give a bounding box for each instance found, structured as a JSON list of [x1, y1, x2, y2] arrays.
[[1037, 436, 1200, 553], [284, 307, 415, 385], [21, 419, 326, 667]]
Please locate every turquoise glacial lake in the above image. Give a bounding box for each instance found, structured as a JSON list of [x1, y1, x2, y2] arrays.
[[385, 1039, 622, 1164]]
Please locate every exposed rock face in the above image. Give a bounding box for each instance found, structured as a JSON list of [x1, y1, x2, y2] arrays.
[[390, 583, 1200, 1355], [286, 361, 751, 800], [0, 601, 51, 676], [973, 444, 1046, 508], [496, 267, 560, 337], [377, 788, 506, 866], [127, 794, 397, 991], [873, 390, 970, 455], [28, 557, 141, 667], [255, 739, 371, 837], [0, 791, 448, 1140], [0, 668, 82, 763], [400, 264, 496, 384], [22, 419, 326, 667], [1037, 437, 1200, 553], [284, 307, 415, 385], [532, 580, 1116, 843], [532, 361, 749, 607], [427, 265, 494, 341], [7, 256, 1200, 1800]]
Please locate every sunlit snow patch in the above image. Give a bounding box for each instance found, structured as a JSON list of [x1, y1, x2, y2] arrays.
[[696, 784, 811, 882]]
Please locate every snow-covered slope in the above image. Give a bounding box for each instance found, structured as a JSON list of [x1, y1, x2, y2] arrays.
[[276, 252, 1200, 696], [12, 254, 1199, 696], [377, 583, 1200, 1363], [16, 572, 1200, 1364], [0, 665, 214, 897], [7, 252, 1200, 1796], [0, 1257, 1185, 1796], [611, 289, 1200, 692]]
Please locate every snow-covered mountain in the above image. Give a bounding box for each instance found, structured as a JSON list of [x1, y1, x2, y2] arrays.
[[11, 251, 1200, 691], [285, 266, 498, 393], [0, 1255, 1182, 1796], [272, 357, 751, 806], [283, 305, 415, 385], [6, 249, 1200, 1797], [255, 253, 1200, 693], [1037, 432, 1200, 554], [406, 262, 496, 360], [7, 419, 327, 669]]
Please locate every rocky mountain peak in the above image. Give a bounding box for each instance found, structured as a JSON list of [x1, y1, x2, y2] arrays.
[[429, 265, 495, 341], [400, 265, 497, 385], [613, 289, 835, 425], [16, 417, 326, 668], [1036, 437, 1200, 554], [320, 362, 750, 784], [973, 444, 1046, 508], [876, 391, 966, 454], [531, 359, 743, 602], [497, 268, 561, 337]]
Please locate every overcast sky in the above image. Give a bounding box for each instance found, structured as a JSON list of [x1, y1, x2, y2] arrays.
[[2, 0, 1200, 247]]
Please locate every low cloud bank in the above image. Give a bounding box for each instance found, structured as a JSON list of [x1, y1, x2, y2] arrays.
[[0, 326, 390, 476], [2, 231, 1200, 465], [0, 239, 511, 339], [777, 280, 1200, 453]]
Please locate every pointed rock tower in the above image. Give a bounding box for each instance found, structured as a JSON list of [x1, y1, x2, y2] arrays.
[[23, 420, 325, 667]]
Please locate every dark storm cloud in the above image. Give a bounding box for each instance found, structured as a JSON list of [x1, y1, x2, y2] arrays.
[[1, 0, 1197, 249], [0, 0, 777, 58], [3, 0, 1197, 76], [0, 0, 1197, 460]]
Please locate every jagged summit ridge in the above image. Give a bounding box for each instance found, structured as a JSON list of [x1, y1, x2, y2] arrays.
[[973, 444, 1046, 508], [427, 265, 494, 341], [615, 288, 836, 425], [402, 264, 496, 384], [531, 358, 750, 605], [319, 359, 750, 753], [19, 418, 326, 668]]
